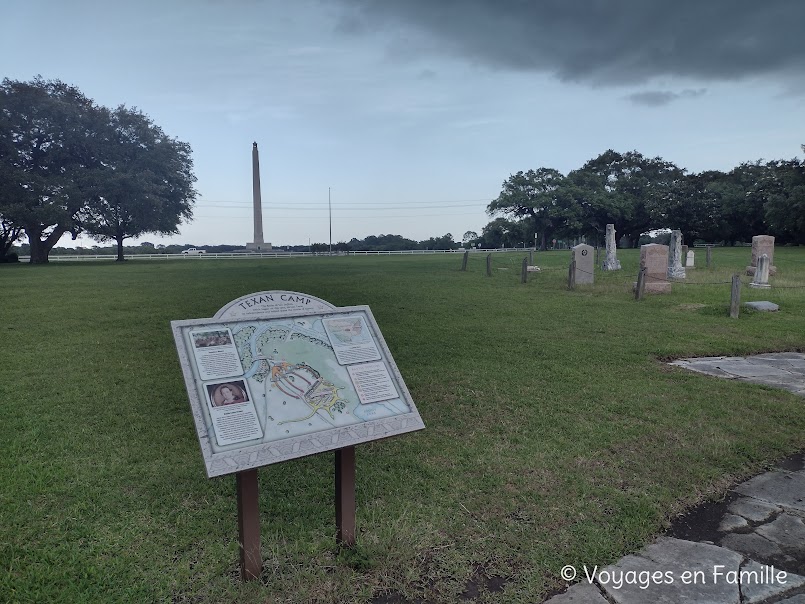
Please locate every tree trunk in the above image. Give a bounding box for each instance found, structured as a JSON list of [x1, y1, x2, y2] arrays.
[[26, 224, 69, 263], [540, 231, 548, 251], [27, 228, 48, 264], [116, 234, 126, 261]]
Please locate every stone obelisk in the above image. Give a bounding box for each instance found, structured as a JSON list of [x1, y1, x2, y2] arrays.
[[246, 142, 271, 251], [602, 223, 621, 271]]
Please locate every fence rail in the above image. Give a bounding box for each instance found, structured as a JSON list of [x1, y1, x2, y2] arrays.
[[18, 247, 535, 262]]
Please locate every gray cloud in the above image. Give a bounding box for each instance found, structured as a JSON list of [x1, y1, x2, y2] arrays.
[[333, 1, 805, 87], [628, 88, 707, 106]]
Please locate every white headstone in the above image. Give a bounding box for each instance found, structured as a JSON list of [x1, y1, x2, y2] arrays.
[[685, 250, 695, 268], [749, 254, 771, 289], [572, 243, 595, 285]]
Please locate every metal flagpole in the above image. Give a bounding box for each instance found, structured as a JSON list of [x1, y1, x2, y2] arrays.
[[329, 187, 332, 256]]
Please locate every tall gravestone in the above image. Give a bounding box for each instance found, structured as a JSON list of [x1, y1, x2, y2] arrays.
[[572, 243, 594, 285], [602, 224, 621, 271], [667, 230, 686, 279], [746, 235, 777, 276], [639, 244, 671, 293], [749, 254, 771, 289]]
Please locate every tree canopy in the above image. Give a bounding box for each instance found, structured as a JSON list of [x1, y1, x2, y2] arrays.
[[0, 77, 102, 262], [78, 106, 196, 261], [0, 77, 196, 263], [486, 147, 805, 249]]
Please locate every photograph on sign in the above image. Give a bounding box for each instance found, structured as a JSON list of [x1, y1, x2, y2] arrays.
[[203, 378, 263, 447], [171, 305, 424, 476], [189, 327, 244, 381]]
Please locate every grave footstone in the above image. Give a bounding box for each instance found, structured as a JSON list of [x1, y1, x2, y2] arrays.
[[638, 244, 671, 293], [667, 230, 686, 279], [572, 243, 594, 285], [602, 223, 621, 271], [746, 235, 777, 276], [745, 301, 779, 312]]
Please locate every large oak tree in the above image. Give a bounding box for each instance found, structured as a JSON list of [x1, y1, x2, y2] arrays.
[[79, 106, 196, 261], [0, 77, 103, 263], [0, 77, 196, 263], [488, 168, 583, 250]]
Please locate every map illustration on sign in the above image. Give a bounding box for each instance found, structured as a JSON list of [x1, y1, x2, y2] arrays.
[[323, 315, 381, 365], [172, 304, 424, 476]]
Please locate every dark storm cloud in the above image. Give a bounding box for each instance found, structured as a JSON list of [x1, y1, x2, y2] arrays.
[[627, 88, 707, 106], [334, 0, 805, 86]]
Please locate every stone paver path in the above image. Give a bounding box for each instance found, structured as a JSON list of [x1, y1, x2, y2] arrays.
[[670, 352, 805, 395], [545, 354, 805, 604]]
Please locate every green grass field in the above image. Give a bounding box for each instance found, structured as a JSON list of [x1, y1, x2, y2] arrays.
[[2, 248, 804, 603]]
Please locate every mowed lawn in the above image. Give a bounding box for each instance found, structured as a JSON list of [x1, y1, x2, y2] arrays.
[[1, 248, 804, 603]]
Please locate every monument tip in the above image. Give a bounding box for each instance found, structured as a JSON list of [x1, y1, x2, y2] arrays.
[[253, 141, 258, 148]]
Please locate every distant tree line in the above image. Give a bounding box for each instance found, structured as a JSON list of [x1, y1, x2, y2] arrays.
[[484, 149, 805, 250], [304, 233, 459, 253], [0, 77, 197, 263], [11, 235, 463, 257]]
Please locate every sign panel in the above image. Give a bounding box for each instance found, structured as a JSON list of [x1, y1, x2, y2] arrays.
[[172, 302, 425, 477]]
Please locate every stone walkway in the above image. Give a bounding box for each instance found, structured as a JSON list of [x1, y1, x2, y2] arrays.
[[669, 352, 805, 395], [544, 353, 805, 604]]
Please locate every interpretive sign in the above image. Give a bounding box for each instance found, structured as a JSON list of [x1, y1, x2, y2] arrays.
[[171, 299, 425, 477], [214, 290, 336, 319]]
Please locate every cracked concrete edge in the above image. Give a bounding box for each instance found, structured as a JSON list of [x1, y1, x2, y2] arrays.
[[732, 470, 805, 514]]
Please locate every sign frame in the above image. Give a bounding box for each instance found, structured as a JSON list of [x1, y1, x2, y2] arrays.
[[171, 304, 425, 478]]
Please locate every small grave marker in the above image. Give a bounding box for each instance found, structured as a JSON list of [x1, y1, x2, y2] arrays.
[[686, 250, 695, 268], [749, 254, 771, 288], [572, 243, 594, 285]]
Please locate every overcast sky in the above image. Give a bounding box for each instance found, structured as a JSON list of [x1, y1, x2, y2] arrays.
[[4, 0, 804, 248]]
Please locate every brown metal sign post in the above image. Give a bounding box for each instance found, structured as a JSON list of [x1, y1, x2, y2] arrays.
[[237, 469, 261, 581], [335, 446, 357, 546]]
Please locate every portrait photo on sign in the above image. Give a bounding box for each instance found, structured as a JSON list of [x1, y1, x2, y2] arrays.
[[207, 380, 249, 407], [192, 329, 233, 348]]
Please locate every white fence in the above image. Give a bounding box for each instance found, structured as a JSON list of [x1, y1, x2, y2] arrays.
[[19, 248, 534, 262]]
